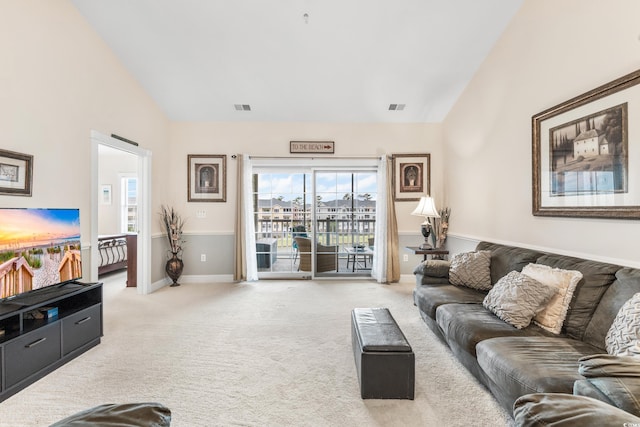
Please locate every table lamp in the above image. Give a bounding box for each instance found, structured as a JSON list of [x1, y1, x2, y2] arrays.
[[411, 196, 440, 250]]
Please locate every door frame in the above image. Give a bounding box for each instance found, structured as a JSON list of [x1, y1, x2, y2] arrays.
[[90, 130, 152, 294]]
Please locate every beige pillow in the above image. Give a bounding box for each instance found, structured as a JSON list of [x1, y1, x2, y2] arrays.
[[606, 293, 640, 357], [521, 263, 583, 334], [483, 270, 557, 329], [449, 250, 492, 291]]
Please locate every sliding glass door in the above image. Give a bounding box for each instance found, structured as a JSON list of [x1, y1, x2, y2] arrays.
[[252, 164, 377, 279], [314, 171, 377, 275]]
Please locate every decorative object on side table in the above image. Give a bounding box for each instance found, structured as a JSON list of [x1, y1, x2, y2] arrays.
[[433, 207, 451, 249], [161, 205, 185, 287], [410, 196, 440, 250]]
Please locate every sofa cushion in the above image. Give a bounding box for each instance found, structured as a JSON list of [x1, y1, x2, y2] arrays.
[[476, 336, 600, 409], [575, 376, 640, 417], [535, 254, 620, 340], [50, 402, 171, 427], [475, 241, 544, 285], [583, 268, 640, 351], [414, 284, 485, 319], [521, 263, 582, 334], [449, 250, 492, 290], [573, 379, 611, 403], [513, 393, 640, 427], [483, 271, 557, 329], [606, 292, 640, 357], [435, 304, 548, 357]]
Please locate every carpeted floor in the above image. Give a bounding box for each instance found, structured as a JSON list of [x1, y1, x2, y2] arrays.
[[0, 274, 512, 426]]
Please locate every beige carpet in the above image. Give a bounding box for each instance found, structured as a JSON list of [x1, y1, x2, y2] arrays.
[[0, 275, 512, 426]]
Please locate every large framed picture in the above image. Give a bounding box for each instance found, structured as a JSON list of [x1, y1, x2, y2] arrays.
[[0, 149, 33, 196], [188, 154, 226, 202], [391, 153, 431, 201], [532, 69, 640, 219]]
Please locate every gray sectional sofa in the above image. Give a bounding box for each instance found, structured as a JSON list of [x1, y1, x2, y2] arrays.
[[413, 241, 640, 421]]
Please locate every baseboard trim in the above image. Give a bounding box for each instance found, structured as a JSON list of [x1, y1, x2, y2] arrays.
[[177, 274, 235, 284]]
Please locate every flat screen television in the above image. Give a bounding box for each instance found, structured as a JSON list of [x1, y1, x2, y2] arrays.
[[0, 208, 82, 300]]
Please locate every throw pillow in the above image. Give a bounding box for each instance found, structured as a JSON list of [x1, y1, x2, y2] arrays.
[[483, 270, 557, 329], [521, 263, 583, 334], [449, 250, 492, 290], [605, 293, 640, 357]]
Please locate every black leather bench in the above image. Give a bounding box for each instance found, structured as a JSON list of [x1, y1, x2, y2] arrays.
[[351, 307, 415, 399]]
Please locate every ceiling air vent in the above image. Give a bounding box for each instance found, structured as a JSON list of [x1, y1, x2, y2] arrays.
[[388, 104, 405, 111], [234, 104, 251, 111]]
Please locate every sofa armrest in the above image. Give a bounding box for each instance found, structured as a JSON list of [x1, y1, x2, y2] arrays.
[[413, 259, 450, 277], [575, 354, 640, 417], [514, 393, 640, 426], [578, 354, 640, 378], [413, 260, 450, 287]]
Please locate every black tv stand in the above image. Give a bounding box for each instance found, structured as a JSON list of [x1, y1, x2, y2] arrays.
[[0, 282, 103, 402]]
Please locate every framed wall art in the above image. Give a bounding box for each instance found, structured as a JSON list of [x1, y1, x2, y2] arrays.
[[532, 69, 640, 219], [391, 153, 431, 201], [0, 149, 33, 196], [188, 154, 226, 202]]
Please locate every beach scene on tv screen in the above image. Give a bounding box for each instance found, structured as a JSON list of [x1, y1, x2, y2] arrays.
[[0, 209, 82, 299]]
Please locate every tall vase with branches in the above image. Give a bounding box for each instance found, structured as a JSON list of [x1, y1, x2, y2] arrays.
[[161, 205, 185, 287]]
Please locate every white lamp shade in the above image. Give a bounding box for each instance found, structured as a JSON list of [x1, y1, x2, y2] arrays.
[[411, 196, 440, 218]]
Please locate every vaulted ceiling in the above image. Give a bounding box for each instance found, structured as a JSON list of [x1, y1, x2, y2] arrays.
[[71, 0, 523, 123]]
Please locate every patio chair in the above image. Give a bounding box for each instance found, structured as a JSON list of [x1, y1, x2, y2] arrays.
[[294, 237, 337, 273], [291, 225, 307, 261]]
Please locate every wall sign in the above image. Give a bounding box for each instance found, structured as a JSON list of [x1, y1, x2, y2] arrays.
[[290, 141, 335, 154]]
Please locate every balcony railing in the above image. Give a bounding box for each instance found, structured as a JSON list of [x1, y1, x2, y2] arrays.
[[256, 218, 376, 253]]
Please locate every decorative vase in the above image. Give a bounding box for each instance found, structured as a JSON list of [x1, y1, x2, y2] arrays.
[[165, 253, 184, 287]]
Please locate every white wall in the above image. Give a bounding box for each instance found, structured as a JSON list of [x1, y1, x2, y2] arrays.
[[0, 1, 171, 251], [443, 0, 640, 267], [98, 145, 138, 235], [169, 122, 444, 235]]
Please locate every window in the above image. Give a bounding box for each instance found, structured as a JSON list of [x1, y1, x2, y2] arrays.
[[120, 176, 138, 233]]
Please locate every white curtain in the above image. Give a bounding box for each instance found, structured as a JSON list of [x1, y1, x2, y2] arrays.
[[234, 154, 258, 281], [243, 155, 258, 281], [372, 156, 387, 283]]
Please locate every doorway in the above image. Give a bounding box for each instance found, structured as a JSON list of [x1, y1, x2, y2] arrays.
[[90, 131, 152, 294]]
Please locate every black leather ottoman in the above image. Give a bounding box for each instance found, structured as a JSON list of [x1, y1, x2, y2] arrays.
[[351, 307, 415, 399]]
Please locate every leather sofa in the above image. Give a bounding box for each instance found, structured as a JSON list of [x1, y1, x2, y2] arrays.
[[413, 241, 640, 419]]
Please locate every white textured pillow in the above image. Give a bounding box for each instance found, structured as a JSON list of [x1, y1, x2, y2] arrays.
[[521, 263, 583, 334], [606, 293, 640, 357], [483, 270, 557, 329], [449, 250, 492, 291]]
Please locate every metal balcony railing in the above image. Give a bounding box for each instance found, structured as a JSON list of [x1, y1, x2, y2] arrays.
[[255, 218, 376, 254]]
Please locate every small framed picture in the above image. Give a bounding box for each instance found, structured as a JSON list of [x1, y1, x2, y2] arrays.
[[392, 153, 431, 201], [0, 149, 33, 196], [188, 154, 226, 202]]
